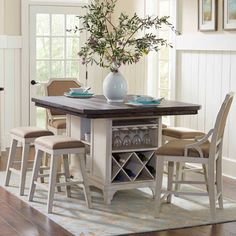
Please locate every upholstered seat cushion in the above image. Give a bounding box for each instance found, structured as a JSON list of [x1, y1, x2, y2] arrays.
[[162, 127, 205, 139], [11, 127, 54, 139], [156, 139, 210, 158], [35, 135, 85, 150], [49, 119, 66, 129], [162, 124, 167, 129]]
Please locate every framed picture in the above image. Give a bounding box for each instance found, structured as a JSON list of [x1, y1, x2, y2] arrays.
[[198, 0, 217, 31], [223, 0, 236, 30]]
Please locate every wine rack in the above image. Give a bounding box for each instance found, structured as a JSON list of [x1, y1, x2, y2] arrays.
[[111, 150, 156, 183]]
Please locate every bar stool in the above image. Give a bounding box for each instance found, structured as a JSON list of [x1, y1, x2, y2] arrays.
[[4, 127, 54, 196], [28, 135, 92, 213]]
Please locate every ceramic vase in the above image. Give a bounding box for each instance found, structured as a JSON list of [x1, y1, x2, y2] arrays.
[[103, 70, 128, 102]]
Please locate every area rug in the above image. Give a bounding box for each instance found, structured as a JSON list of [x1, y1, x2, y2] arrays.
[[1, 171, 236, 236]]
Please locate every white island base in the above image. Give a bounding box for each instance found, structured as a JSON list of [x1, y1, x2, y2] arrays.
[[66, 114, 162, 204]]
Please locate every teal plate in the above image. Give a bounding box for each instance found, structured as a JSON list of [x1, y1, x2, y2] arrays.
[[125, 99, 162, 106], [125, 101, 161, 106], [64, 92, 94, 98]]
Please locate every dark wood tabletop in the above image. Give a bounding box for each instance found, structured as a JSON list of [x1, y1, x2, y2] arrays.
[[32, 95, 201, 119]]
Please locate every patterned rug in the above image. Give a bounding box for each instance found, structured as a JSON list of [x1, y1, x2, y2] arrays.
[[1, 171, 236, 236]]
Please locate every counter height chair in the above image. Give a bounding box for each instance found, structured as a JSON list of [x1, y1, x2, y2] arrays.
[[154, 92, 234, 219], [4, 127, 54, 196], [44, 78, 83, 179], [28, 135, 92, 213], [45, 78, 82, 135]]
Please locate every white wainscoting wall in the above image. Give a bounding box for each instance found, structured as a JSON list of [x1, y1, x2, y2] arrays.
[[0, 36, 22, 150], [175, 35, 236, 179]]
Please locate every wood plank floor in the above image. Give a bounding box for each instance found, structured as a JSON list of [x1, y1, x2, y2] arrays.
[[0, 175, 235, 236]]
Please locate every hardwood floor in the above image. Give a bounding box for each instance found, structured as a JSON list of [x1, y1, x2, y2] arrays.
[[0, 167, 235, 235], [0, 187, 73, 236]]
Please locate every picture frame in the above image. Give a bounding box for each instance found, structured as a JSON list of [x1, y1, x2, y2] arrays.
[[198, 0, 217, 31], [223, 0, 236, 30]]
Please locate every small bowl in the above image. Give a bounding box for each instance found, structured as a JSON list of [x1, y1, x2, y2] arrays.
[[134, 95, 154, 102], [70, 88, 85, 93]]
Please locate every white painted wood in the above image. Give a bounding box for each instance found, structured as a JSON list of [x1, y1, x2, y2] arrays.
[[0, 47, 22, 149], [228, 52, 236, 166], [176, 35, 236, 51], [176, 49, 236, 178], [68, 116, 160, 204], [155, 93, 234, 219]]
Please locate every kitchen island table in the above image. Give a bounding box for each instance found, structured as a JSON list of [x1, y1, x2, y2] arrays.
[[32, 95, 200, 204]]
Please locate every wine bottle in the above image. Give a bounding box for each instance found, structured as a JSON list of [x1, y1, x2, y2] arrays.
[[124, 168, 136, 177], [137, 153, 148, 162], [146, 165, 156, 175]]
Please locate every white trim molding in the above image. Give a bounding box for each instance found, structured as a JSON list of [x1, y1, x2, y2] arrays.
[[0, 36, 22, 49], [176, 35, 236, 51], [223, 157, 236, 180]]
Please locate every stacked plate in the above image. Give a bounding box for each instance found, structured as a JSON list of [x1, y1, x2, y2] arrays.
[[64, 87, 94, 98], [126, 96, 164, 106]]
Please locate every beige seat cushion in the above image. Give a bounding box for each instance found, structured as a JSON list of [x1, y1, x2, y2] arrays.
[[156, 139, 210, 158], [162, 124, 167, 129], [35, 135, 85, 150], [162, 127, 205, 139], [11, 127, 54, 139], [49, 119, 66, 129]]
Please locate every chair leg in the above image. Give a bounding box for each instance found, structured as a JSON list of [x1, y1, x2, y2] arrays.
[[202, 164, 209, 193], [216, 157, 223, 209], [5, 139, 18, 186], [56, 156, 62, 192], [28, 149, 44, 201], [154, 157, 164, 218], [175, 162, 184, 192], [79, 154, 92, 208], [47, 155, 59, 213], [63, 154, 71, 198], [167, 161, 174, 203], [19, 143, 30, 196], [207, 165, 216, 219]]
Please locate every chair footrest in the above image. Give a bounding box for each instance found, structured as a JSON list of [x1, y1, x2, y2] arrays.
[[34, 181, 48, 190], [172, 180, 206, 185], [37, 172, 66, 178], [55, 181, 83, 187], [162, 190, 208, 196], [34, 180, 84, 189], [9, 168, 20, 175], [39, 166, 50, 170]]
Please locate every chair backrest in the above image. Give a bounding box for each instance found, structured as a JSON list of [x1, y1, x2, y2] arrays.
[[209, 92, 234, 161], [45, 78, 82, 116]]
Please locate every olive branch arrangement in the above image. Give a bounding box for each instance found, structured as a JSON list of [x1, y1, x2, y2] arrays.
[[69, 0, 176, 72]]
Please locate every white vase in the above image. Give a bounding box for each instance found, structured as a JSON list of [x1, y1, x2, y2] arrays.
[[103, 71, 128, 102]]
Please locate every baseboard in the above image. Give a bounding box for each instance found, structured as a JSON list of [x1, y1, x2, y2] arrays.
[[223, 157, 236, 180]]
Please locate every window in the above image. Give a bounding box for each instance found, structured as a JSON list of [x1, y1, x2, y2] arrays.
[[146, 0, 172, 100], [34, 11, 80, 83], [146, 0, 173, 124], [30, 6, 84, 127]]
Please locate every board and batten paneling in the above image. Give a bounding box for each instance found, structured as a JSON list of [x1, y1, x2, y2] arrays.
[[0, 36, 22, 151], [176, 50, 236, 179]]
